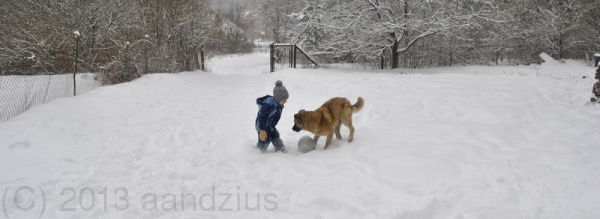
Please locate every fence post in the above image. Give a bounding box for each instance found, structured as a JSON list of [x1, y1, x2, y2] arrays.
[[144, 34, 149, 74], [293, 45, 297, 68], [289, 45, 293, 68], [270, 43, 275, 73], [73, 31, 80, 96]]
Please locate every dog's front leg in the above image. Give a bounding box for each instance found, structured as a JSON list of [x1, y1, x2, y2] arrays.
[[313, 135, 320, 144], [324, 134, 333, 149]]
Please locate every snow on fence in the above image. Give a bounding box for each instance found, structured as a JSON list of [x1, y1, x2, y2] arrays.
[[0, 73, 102, 122]]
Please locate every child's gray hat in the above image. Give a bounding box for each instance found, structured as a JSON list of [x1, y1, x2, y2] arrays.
[[273, 80, 289, 102]]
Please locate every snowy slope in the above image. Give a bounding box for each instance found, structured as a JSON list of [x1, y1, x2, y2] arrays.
[[1, 53, 600, 218], [208, 52, 271, 75]]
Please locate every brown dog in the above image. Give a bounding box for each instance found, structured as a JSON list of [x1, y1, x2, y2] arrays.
[[292, 97, 364, 149]]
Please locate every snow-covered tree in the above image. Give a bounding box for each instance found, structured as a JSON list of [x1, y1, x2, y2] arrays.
[[286, 0, 496, 68], [278, 0, 600, 67], [0, 0, 219, 76]]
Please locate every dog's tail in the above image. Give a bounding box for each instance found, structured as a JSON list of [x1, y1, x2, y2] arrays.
[[352, 97, 364, 113]]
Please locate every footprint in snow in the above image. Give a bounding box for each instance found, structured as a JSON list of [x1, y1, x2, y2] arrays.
[[62, 157, 77, 164], [8, 141, 31, 153]]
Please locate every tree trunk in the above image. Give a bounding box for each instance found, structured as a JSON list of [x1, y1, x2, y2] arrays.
[[558, 36, 564, 60], [391, 40, 399, 69], [144, 45, 148, 74], [201, 48, 205, 71]]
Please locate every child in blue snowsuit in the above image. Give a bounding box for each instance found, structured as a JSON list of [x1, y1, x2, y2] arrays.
[[255, 80, 289, 152]]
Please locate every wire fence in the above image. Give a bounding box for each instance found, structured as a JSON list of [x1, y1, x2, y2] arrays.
[[0, 73, 102, 122]]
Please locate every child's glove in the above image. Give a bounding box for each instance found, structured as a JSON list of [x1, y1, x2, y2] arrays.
[[259, 130, 268, 141]]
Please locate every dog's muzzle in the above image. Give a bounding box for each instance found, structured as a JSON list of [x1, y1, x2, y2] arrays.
[[292, 124, 302, 132]]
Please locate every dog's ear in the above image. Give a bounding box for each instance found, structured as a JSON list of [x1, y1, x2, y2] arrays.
[[299, 109, 306, 114]]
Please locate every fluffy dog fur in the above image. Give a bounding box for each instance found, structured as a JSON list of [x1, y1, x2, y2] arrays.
[[292, 97, 364, 149]]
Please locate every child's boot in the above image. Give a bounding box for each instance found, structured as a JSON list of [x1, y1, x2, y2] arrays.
[[256, 141, 268, 153], [272, 138, 287, 153]]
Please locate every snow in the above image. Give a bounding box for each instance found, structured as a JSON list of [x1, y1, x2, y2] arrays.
[[539, 52, 559, 64], [1, 53, 600, 218], [220, 20, 244, 34], [254, 40, 271, 48], [208, 52, 271, 75]]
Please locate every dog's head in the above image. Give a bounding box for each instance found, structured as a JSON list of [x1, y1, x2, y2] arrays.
[[292, 110, 306, 132]]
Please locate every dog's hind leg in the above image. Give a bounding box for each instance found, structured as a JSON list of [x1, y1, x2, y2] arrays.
[[324, 134, 333, 149], [335, 123, 342, 139], [342, 117, 355, 142]]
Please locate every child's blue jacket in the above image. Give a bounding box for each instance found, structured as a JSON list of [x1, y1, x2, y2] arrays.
[[255, 95, 283, 133]]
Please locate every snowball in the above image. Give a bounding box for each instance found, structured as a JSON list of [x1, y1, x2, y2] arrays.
[[298, 136, 316, 153]]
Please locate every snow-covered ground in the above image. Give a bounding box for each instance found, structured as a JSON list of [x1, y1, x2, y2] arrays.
[[1, 53, 599, 218]]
